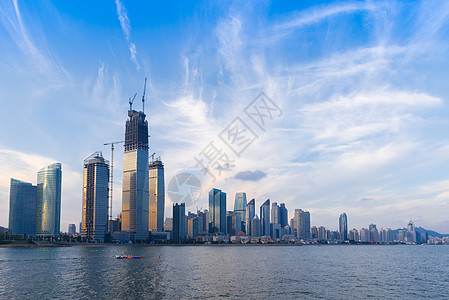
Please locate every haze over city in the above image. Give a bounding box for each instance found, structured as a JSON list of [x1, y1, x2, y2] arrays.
[[1, 0, 449, 233]]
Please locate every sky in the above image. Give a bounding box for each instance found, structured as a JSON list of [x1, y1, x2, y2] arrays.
[[1, 0, 449, 233]]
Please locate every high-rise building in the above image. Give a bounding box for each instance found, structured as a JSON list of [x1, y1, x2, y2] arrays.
[[82, 152, 109, 242], [386, 228, 394, 242], [226, 211, 237, 236], [279, 203, 288, 228], [369, 224, 379, 243], [360, 228, 370, 242], [68, 224, 76, 235], [260, 199, 270, 236], [173, 203, 185, 242], [8, 179, 37, 236], [121, 108, 150, 241], [251, 215, 261, 237], [164, 217, 173, 232], [406, 221, 416, 243], [234, 192, 247, 232], [36, 163, 62, 237], [246, 199, 255, 236], [149, 159, 165, 232], [294, 209, 311, 240], [318, 226, 326, 240], [339, 213, 348, 241], [349, 228, 359, 241], [208, 188, 226, 234], [271, 202, 280, 224], [311, 226, 318, 239]]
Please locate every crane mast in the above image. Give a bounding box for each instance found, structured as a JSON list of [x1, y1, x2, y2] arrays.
[[104, 140, 124, 233]]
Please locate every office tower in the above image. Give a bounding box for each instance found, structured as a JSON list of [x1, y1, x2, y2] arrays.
[[234, 192, 247, 232], [318, 226, 326, 240], [294, 209, 311, 240], [246, 199, 255, 236], [121, 107, 150, 241], [208, 188, 226, 234], [68, 224, 76, 235], [311, 226, 318, 239], [173, 203, 185, 242], [251, 215, 261, 237], [82, 152, 109, 242], [260, 199, 270, 237], [369, 224, 379, 243], [279, 203, 288, 228], [271, 202, 280, 224], [270, 223, 282, 238], [227, 211, 237, 236], [149, 158, 165, 232], [36, 163, 62, 237], [339, 213, 348, 241], [8, 179, 37, 236]]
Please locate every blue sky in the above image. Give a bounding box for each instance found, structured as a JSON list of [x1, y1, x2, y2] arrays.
[[1, 0, 449, 233]]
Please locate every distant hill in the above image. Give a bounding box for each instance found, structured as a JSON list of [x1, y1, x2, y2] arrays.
[[393, 227, 449, 238]]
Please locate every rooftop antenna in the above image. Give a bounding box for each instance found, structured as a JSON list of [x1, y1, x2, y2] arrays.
[[129, 93, 137, 111], [142, 77, 147, 113]]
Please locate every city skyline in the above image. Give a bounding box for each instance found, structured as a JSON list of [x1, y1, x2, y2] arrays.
[[1, 1, 449, 233]]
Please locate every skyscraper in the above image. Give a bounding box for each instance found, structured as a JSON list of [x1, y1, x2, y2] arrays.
[[251, 215, 261, 237], [208, 188, 226, 234], [82, 152, 109, 242], [339, 213, 348, 241], [246, 199, 255, 236], [260, 199, 270, 237], [36, 163, 62, 237], [8, 179, 37, 236], [271, 202, 280, 224], [234, 192, 247, 232], [279, 203, 288, 228], [294, 209, 311, 240], [149, 158, 165, 232], [173, 203, 185, 242], [121, 108, 150, 241]]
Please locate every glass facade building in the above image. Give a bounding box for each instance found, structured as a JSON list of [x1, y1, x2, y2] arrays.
[[246, 199, 255, 236], [149, 159, 165, 232], [339, 213, 348, 241], [233, 192, 247, 233], [260, 199, 270, 236], [8, 179, 37, 236], [208, 188, 227, 234], [122, 109, 150, 241], [36, 163, 62, 237], [82, 152, 109, 242], [173, 203, 185, 242]]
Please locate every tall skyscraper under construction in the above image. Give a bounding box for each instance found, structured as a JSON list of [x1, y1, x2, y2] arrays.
[[121, 93, 150, 241], [149, 158, 165, 232]]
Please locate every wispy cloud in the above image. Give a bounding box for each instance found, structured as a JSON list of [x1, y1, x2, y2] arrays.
[[115, 0, 141, 70], [0, 0, 69, 81]]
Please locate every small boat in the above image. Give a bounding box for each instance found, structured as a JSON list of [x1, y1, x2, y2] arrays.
[[115, 255, 143, 259]]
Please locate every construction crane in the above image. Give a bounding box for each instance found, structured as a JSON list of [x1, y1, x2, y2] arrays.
[[104, 140, 124, 233], [142, 77, 147, 113], [150, 152, 156, 162], [128, 93, 137, 111]]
